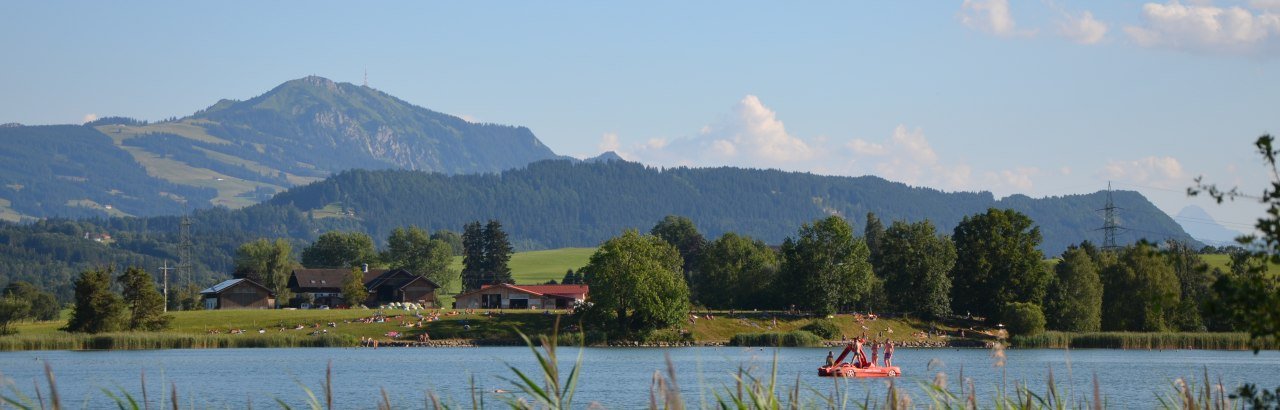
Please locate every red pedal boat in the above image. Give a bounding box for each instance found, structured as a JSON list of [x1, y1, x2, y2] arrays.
[[818, 341, 902, 378]]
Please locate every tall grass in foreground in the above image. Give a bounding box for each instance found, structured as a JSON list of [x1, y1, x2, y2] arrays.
[[2, 330, 1272, 409], [0, 332, 355, 351], [1012, 331, 1274, 351]]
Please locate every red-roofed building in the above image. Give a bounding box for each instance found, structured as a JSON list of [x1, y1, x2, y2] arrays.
[[454, 283, 588, 310]]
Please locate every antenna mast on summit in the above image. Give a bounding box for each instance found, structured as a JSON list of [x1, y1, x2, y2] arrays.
[[1099, 181, 1121, 251], [363, 68, 368, 87]]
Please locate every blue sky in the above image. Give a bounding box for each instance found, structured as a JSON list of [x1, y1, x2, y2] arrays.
[[1, 1, 1277, 236]]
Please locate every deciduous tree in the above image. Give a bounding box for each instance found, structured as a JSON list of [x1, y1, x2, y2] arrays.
[[582, 229, 689, 334], [3, 281, 60, 321], [1044, 245, 1102, 332], [951, 208, 1049, 322], [879, 220, 955, 319], [1101, 242, 1180, 331], [0, 297, 30, 335], [234, 238, 295, 305], [777, 216, 876, 315], [301, 231, 378, 270], [384, 226, 458, 291], [1165, 240, 1213, 331], [697, 232, 778, 309], [1190, 134, 1280, 348], [342, 268, 368, 307]]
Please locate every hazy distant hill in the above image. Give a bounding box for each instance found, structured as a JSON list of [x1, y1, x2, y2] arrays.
[[1176, 205, 1246, 246], [0, 77, 560, 220], [269, 159, 1197, 255]]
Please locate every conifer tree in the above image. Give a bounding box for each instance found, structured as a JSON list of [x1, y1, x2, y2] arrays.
[[118, 267, 172, 331]]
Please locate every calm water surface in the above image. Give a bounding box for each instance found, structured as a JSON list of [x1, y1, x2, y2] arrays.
[[1, 347, 1277, 409]]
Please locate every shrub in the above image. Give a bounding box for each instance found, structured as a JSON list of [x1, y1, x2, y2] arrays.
[[801, 318, 842, 340], [1002, 302, 1046, 336]]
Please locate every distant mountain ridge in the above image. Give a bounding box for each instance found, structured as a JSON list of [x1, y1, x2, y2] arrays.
[[0, 76, 562, 220], [266, 159, 1198, 255]]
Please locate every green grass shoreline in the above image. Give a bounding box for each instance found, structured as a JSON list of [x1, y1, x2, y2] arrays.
[[1011, 331, 1276, 350], [2, 308, 1271, 352]]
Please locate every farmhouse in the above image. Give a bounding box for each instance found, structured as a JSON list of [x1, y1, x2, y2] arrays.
[[363, 269, 441, 307], [454, 283, 588, 310], [287, 268, 370, 308], [287, 267, 441, 308], [200, 278, 275, 309]]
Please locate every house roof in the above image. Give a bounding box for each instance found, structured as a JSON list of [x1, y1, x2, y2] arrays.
[[290, 268, 386, 290], [364, 269, 441, 290], [458, 283, 588, 299], [507, 284, 588, 298], [200, 278, 273, 296]]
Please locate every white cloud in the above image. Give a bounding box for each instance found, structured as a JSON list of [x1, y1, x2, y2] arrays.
[[847, 139, 887, 156], [986, 167, 1040, 191], [1125, 1, 1280, 54], [844, 125, 1041, 195], [81, 113, 98, 124], [1251, 0, 1280, 11], [1060, 166, 1073, 176], [1058, 10, 1109, 44], [700, 95, 813, 163], [617, 95, 813, 171], [610, 98, 1043, 196], [458, 114, 477, 123], [1100, 156, 1187, 188], [599, 132, 621, 153], [959, 0, 1035, 37]]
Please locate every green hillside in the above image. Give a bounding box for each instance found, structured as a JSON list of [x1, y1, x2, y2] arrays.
[[0, 77, 562, 219], [0, 125, 217, 220]]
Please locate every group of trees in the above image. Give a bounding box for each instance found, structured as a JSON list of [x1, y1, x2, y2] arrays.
[[461, 220, 514, 291], [62, 267, 171, 334], [0, 281, 60, 334], [582, 207, 1249, 338]]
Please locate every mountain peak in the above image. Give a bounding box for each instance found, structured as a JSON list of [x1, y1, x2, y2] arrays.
[[287, 75, 344, 93], [585, 151, 627, 163], [1176, 205, 1245, 245]]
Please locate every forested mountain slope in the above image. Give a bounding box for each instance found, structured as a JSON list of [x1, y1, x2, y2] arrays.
[[270, 159, 1195, 254]]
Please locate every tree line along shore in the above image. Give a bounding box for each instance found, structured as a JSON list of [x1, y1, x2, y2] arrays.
[[2, 205, 1275, 351]]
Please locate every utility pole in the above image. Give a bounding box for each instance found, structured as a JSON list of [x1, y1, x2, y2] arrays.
[[159, 261, 173, 312], [1098, 181, 1122, 251]]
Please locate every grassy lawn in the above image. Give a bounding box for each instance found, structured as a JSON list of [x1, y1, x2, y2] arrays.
[[7, 308, 579, 346]]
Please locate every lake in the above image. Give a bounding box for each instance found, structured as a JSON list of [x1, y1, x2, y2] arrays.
[[1, 347, 1277, 409]]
